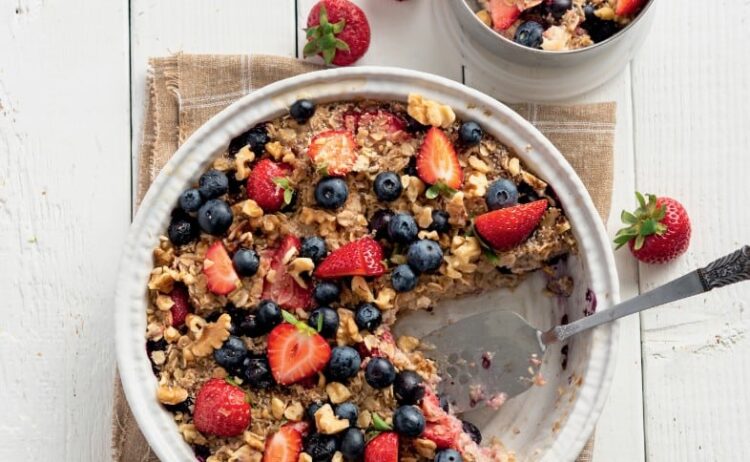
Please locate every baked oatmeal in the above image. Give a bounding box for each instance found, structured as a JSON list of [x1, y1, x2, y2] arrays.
[[145, 93, 576, 462], [475, 0, 648, 51]]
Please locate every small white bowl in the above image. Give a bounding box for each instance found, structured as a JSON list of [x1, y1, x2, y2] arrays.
[[436, 0, 658, 102], [115, 67, 619, 462]]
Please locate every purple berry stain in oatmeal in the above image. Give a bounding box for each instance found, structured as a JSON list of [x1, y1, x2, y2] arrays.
[[584, 288, 597, 316], [481, 351, 493, 369]]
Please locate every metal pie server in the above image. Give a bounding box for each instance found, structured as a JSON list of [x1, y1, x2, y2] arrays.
[[421, 246, 750, 413]]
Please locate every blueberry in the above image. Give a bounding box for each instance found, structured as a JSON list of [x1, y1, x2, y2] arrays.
[[304, 433, 338, 462], [369, 209, 395, 239], [308, 306, 340, 338], [226, 170, 245, 194], [313, 282, 340, 305], [486, 179, 519, 210], [213, 336, 247, 370], [245, 125, 270, 155], [179, 188, 204, 213], [391, 264, 418, 293], [193, 444, 211, 461], [388, 213, 418, 244], [393, 370, 425, 405], [393, 405, 426, 437], [517, 181, 541, 204], [458, 121, 483, 146], [307, 401, 325, 421], [584, 6, 619, 42], [197, 199, 233, 235], [514, 21, 545, 49], [326, 346, 362, 382], [406, 240, 444, 274], [373, 172, 403, 202], [439, 395, 451, 412], [315, 177, 349, 209], [238, 300, 281, 337], [435, 449, 464, 462], [404, 114, 429, 134], [365, 357, 396, 389], [461, 420, 482, 444], [198, 170, 229, 200], [233, 248, 260, 277], [334, 402, 359, 425], [354, 303, 382, 332], [240, 353, 275, 389], [167, 215, 199, 246], [547, 0, 571, 18], [301, 236, 328, 263], [146, 338, 167, 354], [290, 99, 317, 124], [403, 156, 418, 176], [164, 395, 193, 414], [428, 210, 450, 233], [339, 428, 365, 460]]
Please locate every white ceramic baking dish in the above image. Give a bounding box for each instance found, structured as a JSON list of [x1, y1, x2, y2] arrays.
[[115, 67, 619, 462]]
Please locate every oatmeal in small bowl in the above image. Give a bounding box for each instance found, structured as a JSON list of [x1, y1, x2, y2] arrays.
[[116, 67, 619, 462]]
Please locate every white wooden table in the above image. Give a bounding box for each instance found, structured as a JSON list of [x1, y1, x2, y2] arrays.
[[1, 0, 748, 460]]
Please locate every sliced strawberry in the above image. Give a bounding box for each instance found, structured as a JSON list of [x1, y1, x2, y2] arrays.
[[203, 241, 240, 295], [357, 109, 408, 142], [365, 431, 398, 462], [168, 283, 191, 327], [489, 0, 521, 31], [474, 199, 548, 251], [262, 235, 313, 310], [422, 419, 463, 450], [247, 158, 293, 213], [307, 130, 358, 176], [314, 236, 386, 279], [421, 389, 444, 421], [263, 424, 302, 462], [285, 421, 311, 438], [615, 0, 646, 16], [416, 127, 463, 190], [267, 318, 332, 385], [343, 110, 361, 133], [193, 378, 251, 437]]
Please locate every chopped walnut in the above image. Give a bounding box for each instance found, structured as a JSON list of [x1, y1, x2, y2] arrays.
[[243, 432, 265, 452], [542, 25, 572, 51], [156, 294, 175, 311], [265, 141, 284, 160], [157, 384, 188, 405], [240, 199, 264, 218], [476, 9, 492, 27], [284, 401, 305, 421], [373, 288, 396, 311], [288, 257, 314, 289], [326, 382, 352, 404], [314, 404, 350, 434], [234, 146, 256, 181], [336, 309, 363, 345], [415, 438, 437, 459], [148, 268, 177, 293], [189, 313, 232, 358], [407, 93, 456, 128], [351, 276, 374, 303], [271, 397, 286, 420], [229, 445, 260, 462], [298, 453, 313, 462]]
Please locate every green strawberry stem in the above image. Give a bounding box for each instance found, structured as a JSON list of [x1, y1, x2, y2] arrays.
[[371, 413, 393, 431], [425, 182, 457, 200], [303, 5, 350, 65], [614, 192, 667, 250], [282, 310, 317, 335], [272, 177, 295, 205]]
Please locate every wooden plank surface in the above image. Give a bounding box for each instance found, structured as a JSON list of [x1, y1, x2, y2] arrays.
[[633, 1, 750, 460], [0, 0, 130, 459]]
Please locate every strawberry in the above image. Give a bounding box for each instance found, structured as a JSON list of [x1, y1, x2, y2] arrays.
[[203, 241, 240, 295], [615, 0, 646, 16], [267, 312, 332, 385], [307, 130, 358, 176], [489, 0, 521, 31], [614, 192, 691, 264], [419, 390, 462, 449], [416, 127, 463, 197], [247, 158, 294, 213], [357, 109, 409, 142], [168, 283, 191, 327], [193, 378, 251, 437], [314, 236, 386, 279], [263, 424, 303, 462], [262, 236, 313, 310], [365, 431, 398, 462], [305, 0, 371, 66], [474, 199, 548, 251]]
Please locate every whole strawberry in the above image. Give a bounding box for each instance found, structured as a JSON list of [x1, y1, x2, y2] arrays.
[[193, 378, 251, 437], [614, 192, 691, 264], [305, 0, 371, 66]]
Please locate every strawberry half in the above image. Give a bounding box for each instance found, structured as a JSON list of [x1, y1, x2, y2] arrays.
[[193, 378, 251, 437], [168, 283, 191, 327], [307, 130, 358, 176], [416, 127, 463, 195], [267, 312, 332, 385], [614, 192, 691, 264], [615, 0, 646, 16], [262, 235, 313, 310], [263, 424, 303, 462], [365, 431, 398, 462], [489, 0, 521, 31], [247, 158, 294, 213], [203, 241, 240, 295], [314, 236, 386, 279], [474, 199, 548, 252], [305, 0, 371, 66]]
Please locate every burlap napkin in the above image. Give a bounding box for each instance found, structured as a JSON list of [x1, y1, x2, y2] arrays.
[[114, 53, 614, 462]]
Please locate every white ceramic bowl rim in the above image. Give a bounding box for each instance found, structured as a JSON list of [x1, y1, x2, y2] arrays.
[[115, 66, 619, 462]]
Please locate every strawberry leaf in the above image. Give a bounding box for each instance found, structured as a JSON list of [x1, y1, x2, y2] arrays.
[[316, 163, 330, 177], [284, 188, 294, 205], [371, 413, 392, 431], [303, 3, 348, 64], [483, 248, 500, 265], [621, 210, 638, 224], [281, 309, 317, 335], [425, 184, 440, 200], [316, 313, 324, 332], [332, 19, 346, 34]]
